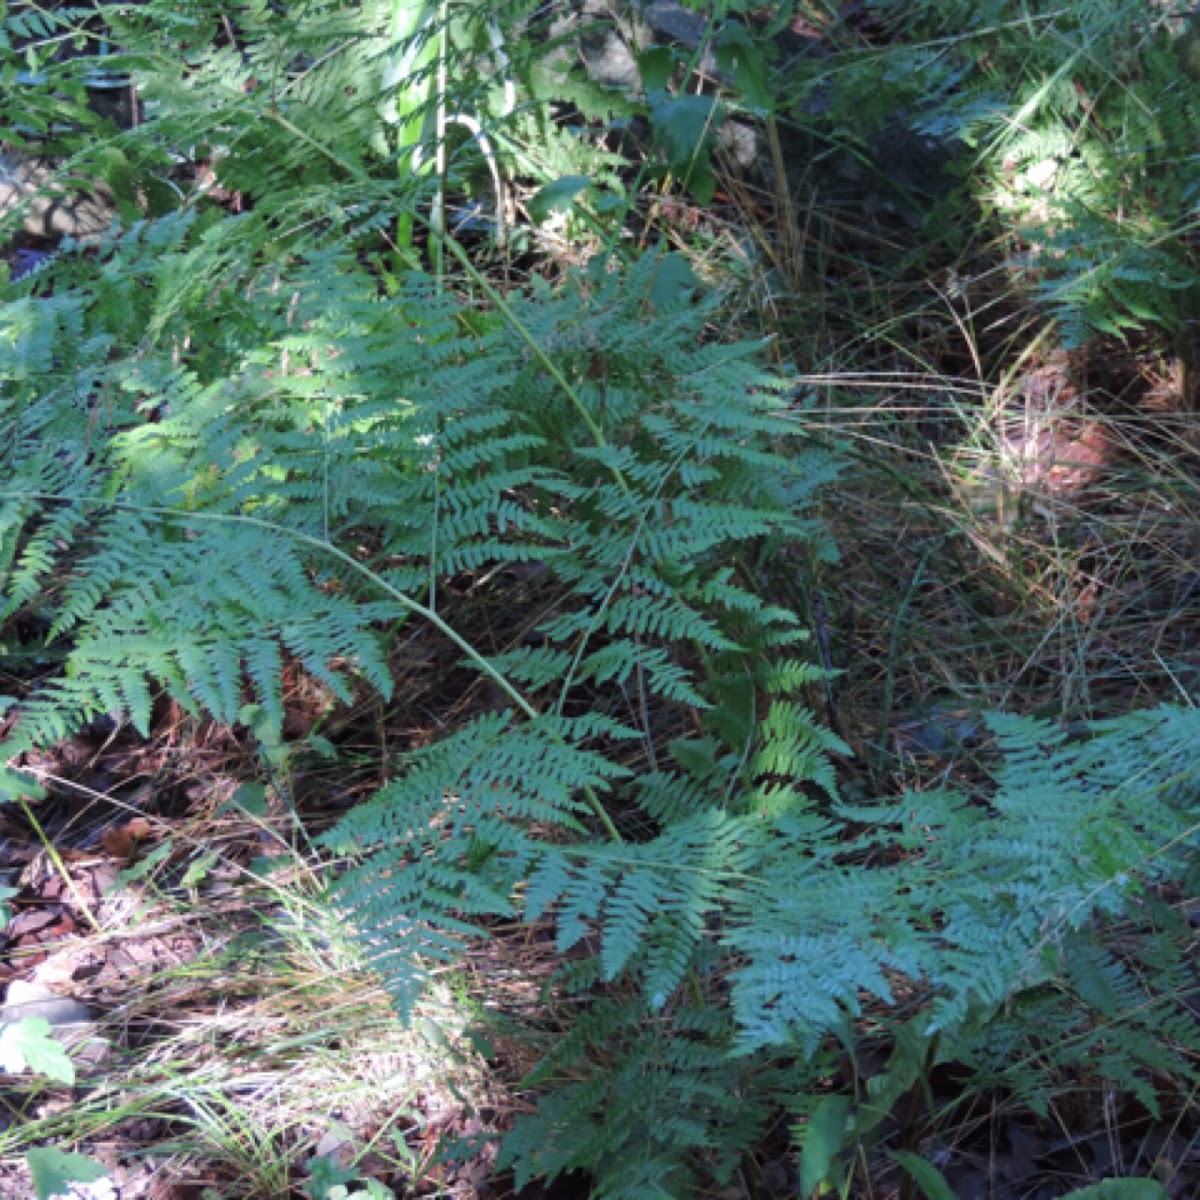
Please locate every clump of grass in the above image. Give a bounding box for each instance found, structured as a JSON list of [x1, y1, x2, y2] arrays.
[[0, 784, 507, 1199]]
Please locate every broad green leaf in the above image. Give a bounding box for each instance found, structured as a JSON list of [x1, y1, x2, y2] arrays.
[[304, 1154, 359, 1199], [649, 94, 722, 203], [180, 850, 220, 890], [0, 1019, 75, 1084], [798, 1094, 851, 1195], [891, 1151, 957, 1200], [646, 253, 698, 313], [306, 735, 338, 760], [95, 147, 140, 223], [240, 704, 281, 744], [241, 703, 288, 767], [860, 1017, 932, 1137], [225, 783, 269, 818], [716, 24, 774, 115], [26, 1148, 107, 1200], [323, 1184, 396, 1200], [0, 766, 44, 802], [529, 176, 591, 225], [651, 94, 722, 170], [637, 46, 674, 95]]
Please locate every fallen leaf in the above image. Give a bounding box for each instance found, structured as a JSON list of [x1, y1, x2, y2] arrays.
[[102, 818, 153, 861]]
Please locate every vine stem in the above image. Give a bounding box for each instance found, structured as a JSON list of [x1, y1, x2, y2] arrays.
[[0, 493, 624, 845]]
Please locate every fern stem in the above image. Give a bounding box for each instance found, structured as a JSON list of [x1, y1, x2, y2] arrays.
[[2, 493, 625, 844]]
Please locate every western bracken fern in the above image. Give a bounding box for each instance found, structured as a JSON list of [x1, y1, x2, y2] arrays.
[[4, 2, 1200, 1193]]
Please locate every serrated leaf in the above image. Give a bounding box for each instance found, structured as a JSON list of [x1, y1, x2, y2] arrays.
[[716, 24, 774, 115], [0, 1019, 75, 1084], [637, 46, 674, 95], [650, 93, 722, 170], [529, 175, 591, 225], [26, 1147, 107, 1200], [646, 252, 698, 313]]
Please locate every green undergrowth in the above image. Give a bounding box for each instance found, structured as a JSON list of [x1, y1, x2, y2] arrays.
[[2, 2, 1200, 1196]]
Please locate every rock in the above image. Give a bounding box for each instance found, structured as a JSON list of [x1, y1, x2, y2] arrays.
[[2, 979, 112, 1066], [643, 2, 723, 79], [2, 978, 95, 1027], [643, 1, 708, 52], [551, 1, 721, 93], [545, 1, 644, 91], [716, 120, 757, 170], [0, 152, 118, 241]]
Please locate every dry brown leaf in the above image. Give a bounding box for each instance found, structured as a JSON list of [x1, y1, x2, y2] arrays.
[[101, 818, 153, 861]]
